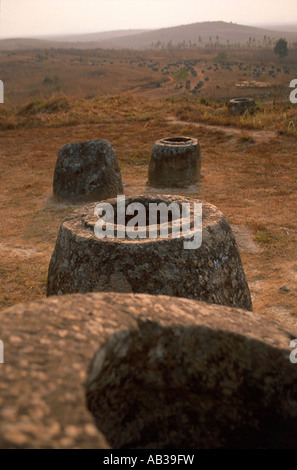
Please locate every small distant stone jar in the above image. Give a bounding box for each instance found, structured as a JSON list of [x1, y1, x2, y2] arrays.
[[148, 136, 201, 187], [53, 139, 123, 203], [228, 98, 255, 116], [46, 195, 253, 312]]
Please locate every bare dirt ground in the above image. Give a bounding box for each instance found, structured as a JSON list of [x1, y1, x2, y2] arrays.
[[165, 116, 278, 143]]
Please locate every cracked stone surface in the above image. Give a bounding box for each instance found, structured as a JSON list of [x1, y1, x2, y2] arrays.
[[47, 195, 253, 311], [0, 293, 296, 449], [53, 139, 123, 203]]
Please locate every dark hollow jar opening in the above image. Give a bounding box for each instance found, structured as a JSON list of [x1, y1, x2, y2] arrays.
[[162, 137, 192, 144], [233, 98, 250, 102], [110, 197, 181, 227]]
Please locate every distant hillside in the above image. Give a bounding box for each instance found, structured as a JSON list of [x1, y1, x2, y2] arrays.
[[1, 21, 297, 51], [36, 29, 151, 43], [102, 21, 297, 49], [0, 37, 122, 51], [258, 24, 297, 33]]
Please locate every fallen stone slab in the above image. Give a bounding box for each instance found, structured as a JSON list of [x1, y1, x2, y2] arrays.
[[46, 195, 253, 311], [1, 293, 296, 449], [53, 139, 123, 203]]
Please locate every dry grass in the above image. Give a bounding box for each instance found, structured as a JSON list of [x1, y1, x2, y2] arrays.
[[1, 93, 297, 142], [173, 97, 297, 137], [0, 93, 169, 130]]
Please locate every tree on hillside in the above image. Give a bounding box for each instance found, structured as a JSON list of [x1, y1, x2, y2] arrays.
[[274, 38, 288, 58]]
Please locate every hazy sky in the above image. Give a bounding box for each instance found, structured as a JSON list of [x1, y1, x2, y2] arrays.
[[0, 0, 296, 38]]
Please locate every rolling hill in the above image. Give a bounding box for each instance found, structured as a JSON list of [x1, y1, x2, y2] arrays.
[[35, 29, 150, 43], [100, 21, 297, 49], [1, 21, 297, 50]]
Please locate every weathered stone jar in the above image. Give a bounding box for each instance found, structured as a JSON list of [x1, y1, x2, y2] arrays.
[[148, 136, 201, 187], [228, 98, 255, 115], [47, 195, 253, 311], [53, 139, 123, 203]]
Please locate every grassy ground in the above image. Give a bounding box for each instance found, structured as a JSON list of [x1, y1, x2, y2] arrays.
[[0, 48, 297, 330], [1, 92, 297, 136]]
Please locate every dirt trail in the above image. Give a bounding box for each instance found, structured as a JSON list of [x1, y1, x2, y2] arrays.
[[166, 116, 278, 143]]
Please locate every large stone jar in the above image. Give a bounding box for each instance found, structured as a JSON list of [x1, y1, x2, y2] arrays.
[[47, 195, 253, 311]]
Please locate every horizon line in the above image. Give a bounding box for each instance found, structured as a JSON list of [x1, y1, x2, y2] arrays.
[[1, 19, 297, 41]]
